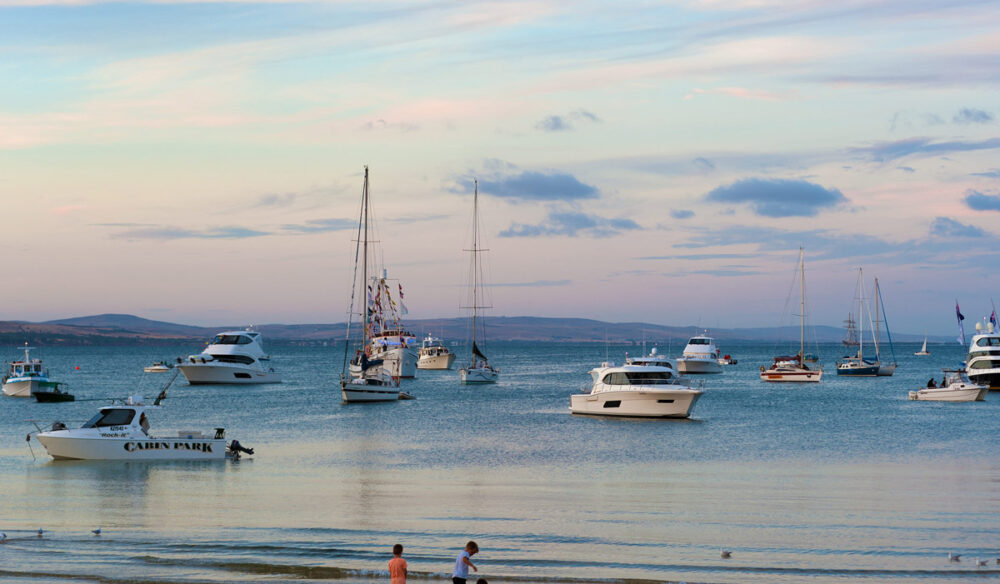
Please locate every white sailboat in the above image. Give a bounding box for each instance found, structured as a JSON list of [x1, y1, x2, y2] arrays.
[[340, 167, 410, 403], [836, 269, 880, 376], [459, 179, 499, 384], [915, 335, 930, 356], [760, 248, 822, 382]]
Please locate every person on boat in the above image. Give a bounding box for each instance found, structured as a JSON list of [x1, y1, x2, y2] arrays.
[[927, 378, 936, 388], [139, 413, 150, 435], [941, 376, 947, 387]]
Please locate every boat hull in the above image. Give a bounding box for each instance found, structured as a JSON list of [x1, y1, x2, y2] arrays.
[[909, 386, 987, 402], [676, 358, 722, 374], [459, 366, 499, 384], [417, 352, 456, 370], [36, 434, 226, 461], [760, 368, 822, 382], [177, 363, 281, 385], [835, 361, 880, 376], [351, 347, 418, 378], [2, 378, 44, 397], [967, 370, 1000, 390], [341, 381, 402, 403], [570, 389, 702, 418], [876, 363, 897, 376]]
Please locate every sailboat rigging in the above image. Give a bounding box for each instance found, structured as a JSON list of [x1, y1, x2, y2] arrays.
[[760, 247, 822, 382], [459, 179, 500, 384]]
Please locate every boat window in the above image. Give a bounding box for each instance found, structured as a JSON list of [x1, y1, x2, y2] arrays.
[[690, 338, 709, 345], [211, 354, 256, 365], [601, 372, 630, 385], [236, 336, 253, 345], [83, 408, 136, 428], [969, 359, 1000, 369], [625, 371, 674, 385], [602, 400, 621, 408]]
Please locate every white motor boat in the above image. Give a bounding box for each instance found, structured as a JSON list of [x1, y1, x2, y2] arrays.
[[909, 370, 987, 402], [2, 344, 51, 397], [350, 326, 418, 379], [416, 335, 456, 370], [458, 179, 500, 385], [144, 361, 172, 373], [625, 347, 676, 371], [31, 394, 252, 461], [176, 329, 281, 385], [675, 333, 723, 374], [966, 321, 1000, 390], [571, 362, 702, 418]]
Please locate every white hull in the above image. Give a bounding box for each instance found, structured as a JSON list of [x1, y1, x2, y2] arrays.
[[570, 388, 701, 418], [460, 366, 498, 384], [676, 358, 722, 374], [36, 434, 226, 461], [760, 368, 822, 382], [877, 363, 897, 376], [144, 365, 171, 373], [914, 351, 930, 356], [417, 352, 456, 370], [177, 363, 281, 385], [350, 347, 418, 378], [909, 386, 987, 402], [2, 378, 43, 397], [341, 381, 403, 403]]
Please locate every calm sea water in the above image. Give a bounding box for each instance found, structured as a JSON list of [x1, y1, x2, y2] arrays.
[[1, 340, 999, 583]]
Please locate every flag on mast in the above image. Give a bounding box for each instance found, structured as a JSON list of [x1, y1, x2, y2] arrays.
[[398, 283, 408, 315], [956, 301, 966, 346]]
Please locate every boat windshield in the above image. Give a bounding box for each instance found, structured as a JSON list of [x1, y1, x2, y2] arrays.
[[82, 408, 136, 428], [689, 338, 711, 345], [975, 337, 1000, 346], [212, 335, 253, 345], [602, 371, 674, 385]]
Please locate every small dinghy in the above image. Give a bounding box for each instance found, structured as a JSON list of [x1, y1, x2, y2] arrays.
[[909, 370, 986, 402]]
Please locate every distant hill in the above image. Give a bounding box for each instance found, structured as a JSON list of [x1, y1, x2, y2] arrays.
[[0, 313, 943, 346]]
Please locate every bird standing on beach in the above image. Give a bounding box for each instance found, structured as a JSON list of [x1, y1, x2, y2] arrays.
[[977, 558, 988, 567], [720, 550, 732, 559], [948, 553, 961, 562], [92, 527, 101, 536]]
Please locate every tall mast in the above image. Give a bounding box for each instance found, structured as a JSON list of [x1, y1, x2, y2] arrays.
[[799, 247, 805, 359], [857, 268, 864, 360], [471, 179, 479, 353], [873, 277, 881, 360], [362, 166, 369, 345]]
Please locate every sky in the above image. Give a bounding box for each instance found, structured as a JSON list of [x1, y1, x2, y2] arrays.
[[2, 0, 999, 334]]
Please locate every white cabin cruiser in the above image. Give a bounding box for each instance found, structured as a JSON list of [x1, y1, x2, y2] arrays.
[[176, 329, 280, 385], [909, 370, 987, 402], [416, 335, 456, 370], [625, 347, 676, 371], [675, 333, 723, 374], [966, 321, 1000, 390], [31, 395, 253, 461], [3, 345, 51, 397], [571, 362, 702, 418], [350, 328, 418, 379]]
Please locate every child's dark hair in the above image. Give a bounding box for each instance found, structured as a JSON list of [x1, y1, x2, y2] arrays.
[[476, 579, 488, 584], [466, 540, 479, 552], [393, 543, 403, 555]]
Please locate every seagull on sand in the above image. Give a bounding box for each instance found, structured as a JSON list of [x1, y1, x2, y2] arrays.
[[721, 550, 732, 559], [977, 558, 989, 567], [948, 553, 961, 562], [91, 527, 101, 536]]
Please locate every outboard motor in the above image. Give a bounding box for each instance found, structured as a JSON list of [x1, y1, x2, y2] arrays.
[[227, 440, 254, 460]]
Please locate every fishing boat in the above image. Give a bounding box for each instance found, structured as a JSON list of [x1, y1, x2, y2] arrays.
[[966, 320, 1000, 390], [570, 362, 702, 418], [871, 277, 897, 376], [760, 248, 822, 382], [459, 179, 500, 384], [914, 336, 930, 356], [340, 167, 412, 403], [836, 269, 880, 376], [675, 333, 723, 374], [176, 329, 280, 385], [2, 344, 53, 397], [30, 373, 254, 461], [416, 335, 456, 370], [909, 370, 986, 402]]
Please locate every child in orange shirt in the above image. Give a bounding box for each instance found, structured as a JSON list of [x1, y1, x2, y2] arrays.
[[388, 543, 407, 584]]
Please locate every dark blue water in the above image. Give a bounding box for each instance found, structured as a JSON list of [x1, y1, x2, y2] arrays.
[[1, 340, 999, 583]]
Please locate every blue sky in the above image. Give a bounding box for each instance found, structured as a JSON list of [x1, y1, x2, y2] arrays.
[[1, 0, 999, 334]]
